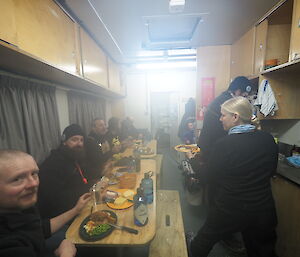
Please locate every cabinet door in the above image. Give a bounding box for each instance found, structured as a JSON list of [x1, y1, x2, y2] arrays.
[[272, 176, 300, 257], [254, 20, 268, 75], [80, 28, 108, 87], [0, 0, 17, 45], [230, 27, 255, 79], [108, 57, 121, 93], [15, 0, 77, 75], [289, 0, 300, 61]]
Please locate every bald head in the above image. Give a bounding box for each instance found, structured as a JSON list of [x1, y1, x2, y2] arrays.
[[0, 150, 32, 171], [0, 150, 39, 212]]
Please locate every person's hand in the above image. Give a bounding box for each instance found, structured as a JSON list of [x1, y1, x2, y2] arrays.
[[73, 193, 91, 215], [103, 160, 113, 175], [186, 151, 197, 159], [112, 144, 121, 153], [54, 239, 76, 257]]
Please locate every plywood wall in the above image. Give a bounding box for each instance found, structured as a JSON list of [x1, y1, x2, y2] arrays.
[[197, 45, 231, 98]]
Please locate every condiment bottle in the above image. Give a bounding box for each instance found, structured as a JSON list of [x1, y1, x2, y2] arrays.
[[140, 172, 153, 204], [133, 188, 148, 226]]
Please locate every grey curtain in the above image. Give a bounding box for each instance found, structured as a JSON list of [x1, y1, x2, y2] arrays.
[[0, 74, 61, 163], [68, 91, 106, 135]]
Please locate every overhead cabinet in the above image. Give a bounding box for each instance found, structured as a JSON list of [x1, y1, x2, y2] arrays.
[[289, 0, 300, 61], [0, 0, 17, 46], [80, 28, 108, 88], [0, 0, 125, 97]]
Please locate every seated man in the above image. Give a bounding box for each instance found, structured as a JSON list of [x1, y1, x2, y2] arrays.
[[37, 124, 94, 219], [0, 149, 90, 257], [88, 118, 121, 162]]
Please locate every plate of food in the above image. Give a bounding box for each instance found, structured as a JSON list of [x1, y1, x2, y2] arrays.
[[106, 189, 135, 210], [174, 144, 200, 153], [79, 210, 117, 241]]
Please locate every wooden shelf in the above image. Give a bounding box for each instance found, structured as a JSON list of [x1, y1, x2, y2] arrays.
[[0, 41, 124, 98], [261, 59, 300, 75]]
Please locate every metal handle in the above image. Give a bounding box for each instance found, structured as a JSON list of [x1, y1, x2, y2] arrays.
[[121, 225, 139, 234]]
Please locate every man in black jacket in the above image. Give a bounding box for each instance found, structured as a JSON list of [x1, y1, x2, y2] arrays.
[[0, 150, 90, 257], [37, 124, 93, 219]]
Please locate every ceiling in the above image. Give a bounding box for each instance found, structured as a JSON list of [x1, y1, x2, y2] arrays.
[[57, 0, 279, 64]]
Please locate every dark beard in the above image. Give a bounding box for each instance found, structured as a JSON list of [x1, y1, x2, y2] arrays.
[[61, 144, 86, 163]]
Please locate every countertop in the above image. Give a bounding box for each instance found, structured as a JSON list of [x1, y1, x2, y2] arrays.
[[276, 160, 300, 186]]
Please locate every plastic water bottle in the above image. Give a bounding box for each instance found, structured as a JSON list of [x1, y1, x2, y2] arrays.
[[141, 172, 153, 204], [133, 188, 148, 226]]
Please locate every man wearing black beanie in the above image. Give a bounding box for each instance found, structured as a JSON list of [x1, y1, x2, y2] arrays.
[[188, 76, 252, 254], [37, 124, 91, 219]]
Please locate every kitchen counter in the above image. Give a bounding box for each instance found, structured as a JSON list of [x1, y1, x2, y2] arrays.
[[276, 160, 300, 186]]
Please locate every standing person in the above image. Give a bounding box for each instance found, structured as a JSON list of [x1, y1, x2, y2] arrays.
[[198, 76, 252, 159], [178, 98, 196, 142], [188, 97, 278, 257], [194, 76, 253, 252], [0, 150, 90, 257]]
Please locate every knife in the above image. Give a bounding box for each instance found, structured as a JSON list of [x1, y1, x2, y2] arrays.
[[108, 223, 139, 234]]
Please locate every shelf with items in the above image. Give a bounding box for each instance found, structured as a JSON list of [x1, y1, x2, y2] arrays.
[[263, 0, 293, 71]]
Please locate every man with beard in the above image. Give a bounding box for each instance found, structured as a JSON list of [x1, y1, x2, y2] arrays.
[[0, 150, 90, 257], [37, 124, 91, 219]]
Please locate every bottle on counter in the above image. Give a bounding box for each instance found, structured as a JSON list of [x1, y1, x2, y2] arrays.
[[133, 151, 141, 172], [140, 172, 153, 204], [133, 187, 148, 226]]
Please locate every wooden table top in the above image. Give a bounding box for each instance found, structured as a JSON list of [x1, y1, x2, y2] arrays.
[[66, 157, 157, 246]]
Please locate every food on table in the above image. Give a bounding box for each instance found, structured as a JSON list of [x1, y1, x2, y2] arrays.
[[83, 210, 116, 236], [137, 147, 153, 155], [123, 189, 134, 198], [90, 210, 116, 223], [114, 197, 127, 205], [112, 153, 122, 161], [114, 156, 134, 167], [119, 173, 137, 189], [174, 144, 200, 153]]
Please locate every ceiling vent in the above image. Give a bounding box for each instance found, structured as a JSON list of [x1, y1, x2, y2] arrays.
[[142, 14, 204, 50]]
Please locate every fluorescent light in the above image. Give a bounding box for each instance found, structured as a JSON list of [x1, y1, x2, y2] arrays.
[[167, 49, 196, 56], [137, 50, 164, 57], [136, 61, 196, 70]]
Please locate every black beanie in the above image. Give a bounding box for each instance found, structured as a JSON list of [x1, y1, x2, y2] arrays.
[[228, 76, 252, 93], [61, 124, 84, 142]]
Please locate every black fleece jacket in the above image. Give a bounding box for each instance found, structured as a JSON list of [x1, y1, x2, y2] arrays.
[[0, 207, 50, 257], [197, 130, 278, 213]]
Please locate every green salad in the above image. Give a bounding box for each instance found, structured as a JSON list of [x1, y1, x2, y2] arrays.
[[89, 223, 111, 236]]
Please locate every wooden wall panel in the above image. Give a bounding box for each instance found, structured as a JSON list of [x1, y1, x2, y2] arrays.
[[0, 0, 17, 45], [230, 27, 255, 79], [108, 57, 121, 92], [14, 0, 77, 75], [80, 28, 108, 87], [197, 45, 231, 97]]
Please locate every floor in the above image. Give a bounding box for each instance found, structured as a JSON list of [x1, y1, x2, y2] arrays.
[[77, 147, 244, 257]]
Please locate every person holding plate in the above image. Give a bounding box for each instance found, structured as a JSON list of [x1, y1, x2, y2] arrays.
[[187, 97, 278, 257]]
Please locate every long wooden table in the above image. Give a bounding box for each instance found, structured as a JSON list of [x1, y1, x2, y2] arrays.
[[66, 148, 157, 247]]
